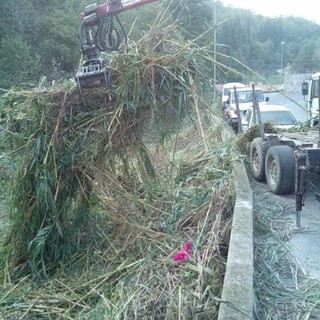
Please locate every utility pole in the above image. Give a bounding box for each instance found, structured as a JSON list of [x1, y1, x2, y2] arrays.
[[280, 41, 285, 72], [213, 0, 217, 103]]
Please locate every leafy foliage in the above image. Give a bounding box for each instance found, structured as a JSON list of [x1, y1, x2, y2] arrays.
[[165, 0, 214, 43], [0, 37, 41, 88], [1, 0, 320, 87], [0, 24, 217, 278], [212, 2, 320, 79], [0, 119, 234, 318]]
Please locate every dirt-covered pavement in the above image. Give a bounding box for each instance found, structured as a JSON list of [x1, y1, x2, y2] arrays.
[[249, 168, 320, 319]]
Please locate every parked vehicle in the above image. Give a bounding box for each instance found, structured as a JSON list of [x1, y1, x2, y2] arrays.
[[221, 82, 245, 104], [224, 86, 268, 132], [302, 72, 320, 126], [249, 97, 320, 227], [242, 104, 298, 133]]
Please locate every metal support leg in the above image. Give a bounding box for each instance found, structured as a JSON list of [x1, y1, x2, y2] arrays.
[[295, 166, 307, 228]]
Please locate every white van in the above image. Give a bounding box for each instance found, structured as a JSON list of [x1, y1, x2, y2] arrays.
[[221, 82, 245, 103], [224, 86, 268, 131]]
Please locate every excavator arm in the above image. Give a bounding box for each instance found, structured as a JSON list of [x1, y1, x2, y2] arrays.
[[81, 0, 158, 19]]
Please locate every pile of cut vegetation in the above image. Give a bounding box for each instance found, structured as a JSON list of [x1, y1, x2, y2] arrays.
[[237, 122, 278, 154], [0, 24, 236, 319]]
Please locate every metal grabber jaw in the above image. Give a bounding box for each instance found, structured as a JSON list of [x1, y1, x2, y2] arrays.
[[75, 58, 111, 108]]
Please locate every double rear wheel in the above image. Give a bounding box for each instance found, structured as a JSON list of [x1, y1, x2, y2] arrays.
[[250, 138, 295, 194], [265, 145, 295, 195], [250, 138, 268, 181]]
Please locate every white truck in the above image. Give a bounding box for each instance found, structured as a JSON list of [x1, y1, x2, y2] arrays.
[[302, 72, 320, 127], [224, 86, 268, 132], [248, 87, 320, 228], [221, 82, 245, 104]]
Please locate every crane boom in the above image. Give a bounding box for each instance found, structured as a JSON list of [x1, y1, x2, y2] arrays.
[[75, 0, 159, 107]]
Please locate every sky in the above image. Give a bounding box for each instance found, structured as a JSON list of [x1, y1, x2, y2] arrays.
[[220, 0, 320, 25]]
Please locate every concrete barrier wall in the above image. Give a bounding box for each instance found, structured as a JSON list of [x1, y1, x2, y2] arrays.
[[218, 158, 254, 320], [283, 73, 311, 93]]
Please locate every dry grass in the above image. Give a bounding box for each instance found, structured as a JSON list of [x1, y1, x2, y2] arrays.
[[0, 119, 235, 319], [236, 122, 278, 154], [253, 188, 320, 319], [0, 21, 237, 319]]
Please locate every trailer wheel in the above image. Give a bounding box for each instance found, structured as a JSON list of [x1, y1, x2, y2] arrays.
[[265, 145, 295, 194], [250, 138, 268, 181]]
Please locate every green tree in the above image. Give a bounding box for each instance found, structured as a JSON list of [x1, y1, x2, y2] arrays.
[[291, 40, 317, 72], [3, 0, 320, 87], [311, 37, 320, 71], [0, 37, 40, 88], [224, 69, 243, 83], [37, 8, 80, 76], [166, 0, 213, 43]]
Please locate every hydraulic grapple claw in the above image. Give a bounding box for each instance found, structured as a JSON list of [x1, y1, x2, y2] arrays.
[[75, 58, 111, 107], [75, 58, 111, 89]]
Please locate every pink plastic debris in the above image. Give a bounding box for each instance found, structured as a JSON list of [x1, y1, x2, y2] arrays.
[[172, 250, 190, 262], [183, 241, 193, 253], [172, 241, 193, 262]]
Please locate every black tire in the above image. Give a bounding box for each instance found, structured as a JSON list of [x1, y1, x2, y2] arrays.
[[265, 145, 295, 195], [250, 138, 268, 181]]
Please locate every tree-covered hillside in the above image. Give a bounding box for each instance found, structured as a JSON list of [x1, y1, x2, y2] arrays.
[[213, 1, 320, 78], [1, 0, 320, 89]]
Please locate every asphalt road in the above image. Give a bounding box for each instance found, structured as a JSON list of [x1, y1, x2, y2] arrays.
[[251, 170, 320, 280], [290, 172, 320, 279]]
